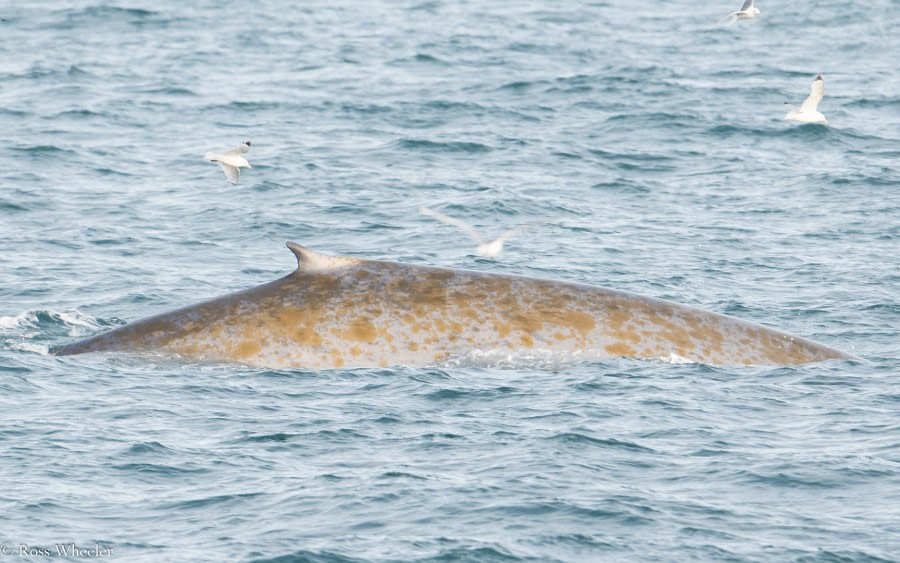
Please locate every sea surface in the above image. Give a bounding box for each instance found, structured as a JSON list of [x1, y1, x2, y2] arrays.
[[1, 1, 899, 561]]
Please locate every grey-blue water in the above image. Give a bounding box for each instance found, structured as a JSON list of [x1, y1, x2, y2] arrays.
[[1, 1, 898, 561]]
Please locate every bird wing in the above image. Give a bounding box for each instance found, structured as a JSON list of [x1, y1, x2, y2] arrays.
[[800, 76, 824, 113], [419, 207, 485, 244], [223, 146, 244, 157], [739, 0, 754, 12], [493, 223, 532, 244], [219, 162, 240, 185], [708, 12, 738, 30]]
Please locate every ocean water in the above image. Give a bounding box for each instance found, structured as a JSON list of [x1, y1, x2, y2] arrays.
[[1, 0, 899, 560]]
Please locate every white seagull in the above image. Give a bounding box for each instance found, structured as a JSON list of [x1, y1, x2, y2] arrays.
[[708, 0, 760, 29], [419, 207, 531, 258], [784, 75, 828, 124], [205, 141, 251, 184]]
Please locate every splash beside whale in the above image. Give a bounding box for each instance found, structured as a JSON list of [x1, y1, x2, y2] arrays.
[[53, 243, 856, 368]]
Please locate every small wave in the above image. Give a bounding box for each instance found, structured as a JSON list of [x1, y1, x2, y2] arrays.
[[538, 533, 616, 550], [386, 53, 447, 66], [51, 108, 104, 119], [740, 469, 840, 489], [112, 463, 209, 475], [591, 179, 651, 193], [378, 471, 428, 480], [707, 122, 835, 141], [56, 6, 162, 29], [339, 101, 392, 115], [412, 53, 445, 64], [497, 79, 550, 92], [239, 433, 298, 443], [248, 550, 366, 563], [493, 499, 655, 527], [421, 100, 486, 113], [159, 492, 263, 511], [394, 138, 492, 154], [549, 433, 655, 453], [93, 167, 134, 177], [79, 6, 157, 18], [588, 147, 674, 163], [425, 388, 471, 400], [11, 144, 76, 156], [1, 310, 104, 352], [844, 97, 900, 109], [407, 1, 441, 13], [0, 108, 31, 118], [137, 87, 197, 96], [124, 442, 174, 455], [420, 546, 521, 562], [208, 100, 284, 112]]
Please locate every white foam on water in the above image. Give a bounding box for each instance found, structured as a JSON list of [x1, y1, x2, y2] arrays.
[[0, 309, 102, 338], [0, 311, 38, 331], [9, 340, 50, 355], [54, 310, 102, 331], [437, 348, 702, 369], [655, 352, 695, 365], [441, 347, 596, 370]]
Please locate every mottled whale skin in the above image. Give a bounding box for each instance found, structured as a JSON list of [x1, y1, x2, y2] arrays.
[[54, 243, 856, 368]]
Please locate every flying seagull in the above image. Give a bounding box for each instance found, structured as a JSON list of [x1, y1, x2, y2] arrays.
[[419, 206, 532, 258], [708, 0, 760, 30], [205, 141, 251, 185], [784, 75, 828, 124]]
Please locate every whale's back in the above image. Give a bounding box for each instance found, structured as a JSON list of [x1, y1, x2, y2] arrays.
[[54, 249, 854, 368]]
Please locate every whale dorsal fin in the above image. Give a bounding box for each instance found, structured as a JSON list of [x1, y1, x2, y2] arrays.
[[286, 242, 361, 272]]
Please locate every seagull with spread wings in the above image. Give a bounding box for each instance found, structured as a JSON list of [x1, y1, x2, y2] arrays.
[[708, 0, 760, 30], [784, 75, 828, 124], [205, 141, 252, 185], [419, 207, 533, 258]]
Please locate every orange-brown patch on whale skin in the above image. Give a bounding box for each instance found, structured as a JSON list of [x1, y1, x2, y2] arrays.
[[376, 326, 395, 343], [543, 309, 596, 336], [604, 342, 637, 357], [508, 312, 543, 334], [342, 318, 378, 343], [236, 340, 261, 358], [493, 321, 512, 339]]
